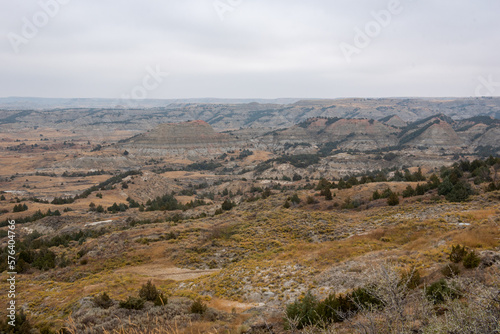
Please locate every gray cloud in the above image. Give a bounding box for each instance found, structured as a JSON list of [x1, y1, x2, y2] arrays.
[[0, 0, 499, 99]]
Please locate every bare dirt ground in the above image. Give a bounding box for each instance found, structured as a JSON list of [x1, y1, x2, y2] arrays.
[[114, 260, 219, 281]]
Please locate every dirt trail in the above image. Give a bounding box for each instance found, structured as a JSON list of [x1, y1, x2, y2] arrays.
[[115, 261, 219, 281]]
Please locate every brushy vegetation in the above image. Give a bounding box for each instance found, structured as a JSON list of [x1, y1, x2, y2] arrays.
[[139, 280, 167, 306], [285, 265, 499, 333], [425, 279, 461, 304], [1, 155, 499, 333], [0, 229, 108, 272], [286, 288, 383, 329], [119, 296, 145, 310], [93, 292, 113, 309], [189, 298, 207, 314]]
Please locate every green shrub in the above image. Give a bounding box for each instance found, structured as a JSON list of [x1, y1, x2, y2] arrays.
[[415, 183, 428, 195], [190, 298, 207, 314], [286, 288, 382, 329], [341, 197, 359, 209], [425, 279, 461, 304], [320, 188, 333, 200], [438, 177, 454, 196], [445, 181, 473, 202], [119, 296, 144, 310], [402, 185, 415, 198], [289, 193, 301, 204], [316, 178, 331, 190], [387, 192, 399, 206], [449, 244, 467, 263], [350, 287, 383, 310], [138, 280, 167, 306], [13, 203, 28, 212], [463, 250, 481, 269], [139, 280, 159, 301], [221, 199, 234, 211], [316, 293, 351, 324], [285, 291, 319, 329], [93, 292, 113, 309]]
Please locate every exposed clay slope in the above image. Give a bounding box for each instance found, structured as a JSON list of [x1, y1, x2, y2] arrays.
[[126, 120, 231, 147], [273, 118, 399, 150], [402, 120, 465, 148], [379, 114, 407, 128]]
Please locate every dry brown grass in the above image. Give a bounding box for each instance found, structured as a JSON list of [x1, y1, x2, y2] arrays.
[[63, 316, 245, 334], [451, 226, 500, 248]]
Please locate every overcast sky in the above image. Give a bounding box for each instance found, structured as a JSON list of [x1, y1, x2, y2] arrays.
[[0, 0, 499, 99]]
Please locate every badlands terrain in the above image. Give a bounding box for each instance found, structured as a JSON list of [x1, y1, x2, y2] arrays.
[[0, 98, 499, 333]]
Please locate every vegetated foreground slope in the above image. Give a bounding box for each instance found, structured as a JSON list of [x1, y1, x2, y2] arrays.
[[0, 156, 499, 333]]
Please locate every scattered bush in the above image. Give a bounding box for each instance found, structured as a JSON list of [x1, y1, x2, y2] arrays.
[[119, 297, 144, 310], [138, 279, 166, 305], [13, 203, 28, 212], [190, 298, 207, 314], [107, 202, 128, 213], [446, 181, 474, 202], [306, 196, 316, 204], [286, 288, 382, 329], [221, 199, 234, 211], [289, 193, 301, 204], [341, 197, 361, 209], [449, 244, 467, 263], [93, 292, 113, 309], [426, 279, 461, 304], [402, 185, 415, 198], [387, 192, 399, 206], [320, 188, 333, 200], [139, 280, 160, 301], [463, 250, 481, 269], [285, 291, 319, 329]]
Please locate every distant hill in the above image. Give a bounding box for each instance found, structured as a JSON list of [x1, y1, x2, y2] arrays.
[[0, 97, 301, 110], [120, 115, 500, 157], [1, 97, 500, 133]]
